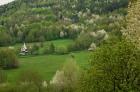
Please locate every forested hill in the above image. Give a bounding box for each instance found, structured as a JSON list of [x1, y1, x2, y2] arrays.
[[0, 0, 128, 46]]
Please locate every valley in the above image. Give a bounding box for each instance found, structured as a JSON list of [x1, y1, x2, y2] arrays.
[[0, 0, 140, 92]]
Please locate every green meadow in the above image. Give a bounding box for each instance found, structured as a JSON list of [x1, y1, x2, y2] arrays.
[[4, 39, 91, 83]]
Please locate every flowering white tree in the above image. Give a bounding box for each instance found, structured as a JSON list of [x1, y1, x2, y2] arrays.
[[50, 57, 79, 91], [122, 0, 140, 47], [50, 70, 65, 86], [60, 31, 65, 38]]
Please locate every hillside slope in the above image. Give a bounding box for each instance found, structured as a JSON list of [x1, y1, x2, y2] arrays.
[[0, 0, 128, 46]]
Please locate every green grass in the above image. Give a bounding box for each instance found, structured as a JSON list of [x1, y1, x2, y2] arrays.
[[5, 51, 90, 83], [3, 39, 90, 83]]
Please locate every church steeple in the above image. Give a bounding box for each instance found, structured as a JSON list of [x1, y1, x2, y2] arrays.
[[20, 42, 28, 55]]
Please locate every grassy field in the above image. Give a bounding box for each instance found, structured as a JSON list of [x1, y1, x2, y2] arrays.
[[3, 39, 90, 83], [5, 51, 90, 83]]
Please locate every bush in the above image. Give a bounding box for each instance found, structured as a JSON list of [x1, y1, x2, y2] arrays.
[[68, 33, 93, 51], [48, 43, 55, 54], [55, 47, 69, 55], [0, 85, 16, 92], [30, 44, 40, 55], [0, 49, 19, 69], [0, 31, 13, 46], [50, 57, 80, 92], [40, 47, 52, 55], [18, 70, 43, 92], [39, 43, 55, 55], [0, 69, 7, 83]]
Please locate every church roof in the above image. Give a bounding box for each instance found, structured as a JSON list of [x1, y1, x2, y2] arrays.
[[21, 43, 27, 52]]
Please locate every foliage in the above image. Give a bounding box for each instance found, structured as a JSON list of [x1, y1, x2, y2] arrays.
[[90, 0, 128, 14], [30, 44, 40, 55], [78, 40, 140, 92], [0, 69, 7, 83], [0, 49, 19, 69], [50, 57, 80, 92], [0, 31, 13, 46], [123, 0, 140, 47], [55, 47, 69, 55], [68, 33, 93, 51], [0, 0, 133, 91], [40, 43, 55, 55], [48, 43, 55, 54], [18, 70, 43, 92], [0, 0, 128, 46]]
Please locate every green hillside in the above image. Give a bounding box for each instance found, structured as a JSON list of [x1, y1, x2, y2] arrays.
[[0, 0, 128, 46], [2, 0, 140, 92]]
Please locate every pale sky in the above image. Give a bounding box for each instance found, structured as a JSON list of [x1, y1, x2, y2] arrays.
[[0, 0, 15, 6]]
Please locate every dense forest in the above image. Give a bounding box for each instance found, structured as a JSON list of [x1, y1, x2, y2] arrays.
[[1, 0, 140, 92], [0, 0, 128, 45]]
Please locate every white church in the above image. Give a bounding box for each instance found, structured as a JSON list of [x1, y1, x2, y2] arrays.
[[20, 43, 28, 55]]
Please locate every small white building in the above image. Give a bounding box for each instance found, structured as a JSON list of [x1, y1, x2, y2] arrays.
[[20, 43, 28, 55]]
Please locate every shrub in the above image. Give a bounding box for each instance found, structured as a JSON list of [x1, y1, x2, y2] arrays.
[[68, 33, 93, 51], [40, 43, 55, 55], [0, 31, 13, 46], [48, 43, 55, 54], [40, 47, 51, 55], [50, 57, 80, 92], [0, 69, 7, 83], [18, 70, 43, 92], [30, 44, 40, 55], [0, 85, 16, 92], [0, 49, 19, 69], [55, 47, 69, 55]]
